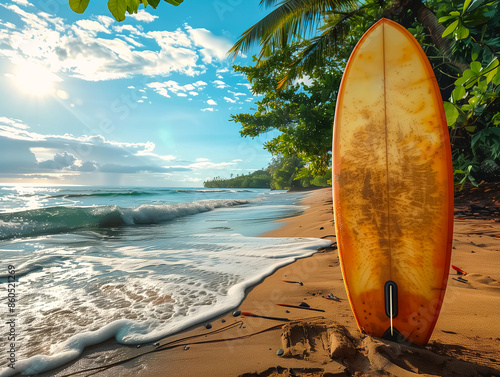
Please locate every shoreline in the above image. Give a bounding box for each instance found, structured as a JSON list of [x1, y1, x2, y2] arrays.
[[36, 187, 500, 377]]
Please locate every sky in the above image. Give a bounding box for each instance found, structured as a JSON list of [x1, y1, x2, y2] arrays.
[[0, 0, 276, 187]]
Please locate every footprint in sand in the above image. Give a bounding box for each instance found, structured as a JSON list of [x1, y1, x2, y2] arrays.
[[465, 273, 500, 292]]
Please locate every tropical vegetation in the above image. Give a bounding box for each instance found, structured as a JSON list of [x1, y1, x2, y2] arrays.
[[203, 156, 331, 189], [204, 170, 271, 189], [229, 0, 500, 189]]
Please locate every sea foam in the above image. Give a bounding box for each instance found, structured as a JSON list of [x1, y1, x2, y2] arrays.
[[0, 236, 332, 377]]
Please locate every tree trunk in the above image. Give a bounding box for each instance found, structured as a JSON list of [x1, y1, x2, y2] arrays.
[[410, 0, 468, 71], [384, 0, 469, 72]]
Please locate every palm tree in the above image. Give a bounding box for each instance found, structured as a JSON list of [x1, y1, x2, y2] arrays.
[[228, 0, 466, 87]]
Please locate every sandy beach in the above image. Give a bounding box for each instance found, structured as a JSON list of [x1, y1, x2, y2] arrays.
[[40, 187, 500, 377]]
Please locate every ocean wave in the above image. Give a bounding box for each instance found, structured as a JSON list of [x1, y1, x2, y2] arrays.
[[0, 199, 250, 240], [48, 190, 156, 199], [175, 189, 257, 193]]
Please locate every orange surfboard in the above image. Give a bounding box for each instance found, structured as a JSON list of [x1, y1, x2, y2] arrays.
[[332, 19, 454, 345]]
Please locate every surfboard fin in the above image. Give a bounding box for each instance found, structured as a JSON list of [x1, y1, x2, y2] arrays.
[[382, 326, 405, 343]]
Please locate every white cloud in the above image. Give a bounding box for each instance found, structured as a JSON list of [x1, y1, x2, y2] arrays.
[[193, 80, 207, 88], [207, 99, 217, 106], [213, 80, 228, 89], [185, 25, 232, 64], [147, 82, 170, 98], [96, 16, 114, 28], [147, 80, 205, 98], [120, 35, 144, 48], [114, 24, 141, 33], [188, 159, 236, 170], [128, 10, 159, 23], [0, 7, 228, 81], [0, 117, 189, 178], [224, 97, 236, 103], [217, 67, 229, 73], [11, 0, 32, 6], [228, 90, 247, 97], [76, 19, 112, 35], [294, 75, 314, 87], [237, 83, 252, 90], [201, 108, 214, 112]]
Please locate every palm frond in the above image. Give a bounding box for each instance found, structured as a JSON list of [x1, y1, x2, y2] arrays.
[[277, 7, 365, 89], [228, 0, 360, 60]]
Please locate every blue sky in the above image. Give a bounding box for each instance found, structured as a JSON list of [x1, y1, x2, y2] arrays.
[[0, 0, 275, 187]]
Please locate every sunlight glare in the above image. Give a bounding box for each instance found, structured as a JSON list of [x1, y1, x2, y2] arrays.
[[14, 62, 57, 96]]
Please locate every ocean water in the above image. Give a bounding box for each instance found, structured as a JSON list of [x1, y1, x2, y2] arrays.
[[0, 186, 331, 376]]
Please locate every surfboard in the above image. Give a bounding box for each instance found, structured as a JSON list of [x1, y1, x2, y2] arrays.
[[332, 18, 454, 346]]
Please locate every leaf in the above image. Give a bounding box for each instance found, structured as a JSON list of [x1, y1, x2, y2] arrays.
[[165, 0, 183, 5], [454, 24, 470, 40], [127, 0, 140, 13], [470, 61, 482, 73], [462, 0, 473, 14], [492, 113, 500, 126], [455, 69, 473, 86], [471, 46, 479, 61], [69, 0, 90, 13], [481, 24, 487, 41], [108, 0, 127, 21], [477, 77, 488, 92], [468, 174, 478, 187], [468, 95, 479, 106], [494, 66, 500, 85], [452, 85, 466, 102], [148, 0, 160, 7], [488, 67, 500, 84], [449, 11, 461, 17], [442, 20, 459, 37], [444, 101, 459, 127], [485, 58, 499, 71], [438, 16, 455, 22]]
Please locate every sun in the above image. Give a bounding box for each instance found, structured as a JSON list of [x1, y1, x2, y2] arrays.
[[13, 62, 58, 96]]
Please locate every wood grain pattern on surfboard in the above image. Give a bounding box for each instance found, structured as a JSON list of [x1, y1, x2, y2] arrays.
[[332, 18, 454, 346]]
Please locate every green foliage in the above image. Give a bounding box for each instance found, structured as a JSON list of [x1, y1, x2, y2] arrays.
[[267, 155, 304, 190], [435, 0, 500, 185], [203, 170, 271, 189], [231, 43, 342, 182], [69, 0, 183, 21], [69, 0, 90, 13], [453, 153, 479, 189], [203, 155, 332, 190]]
